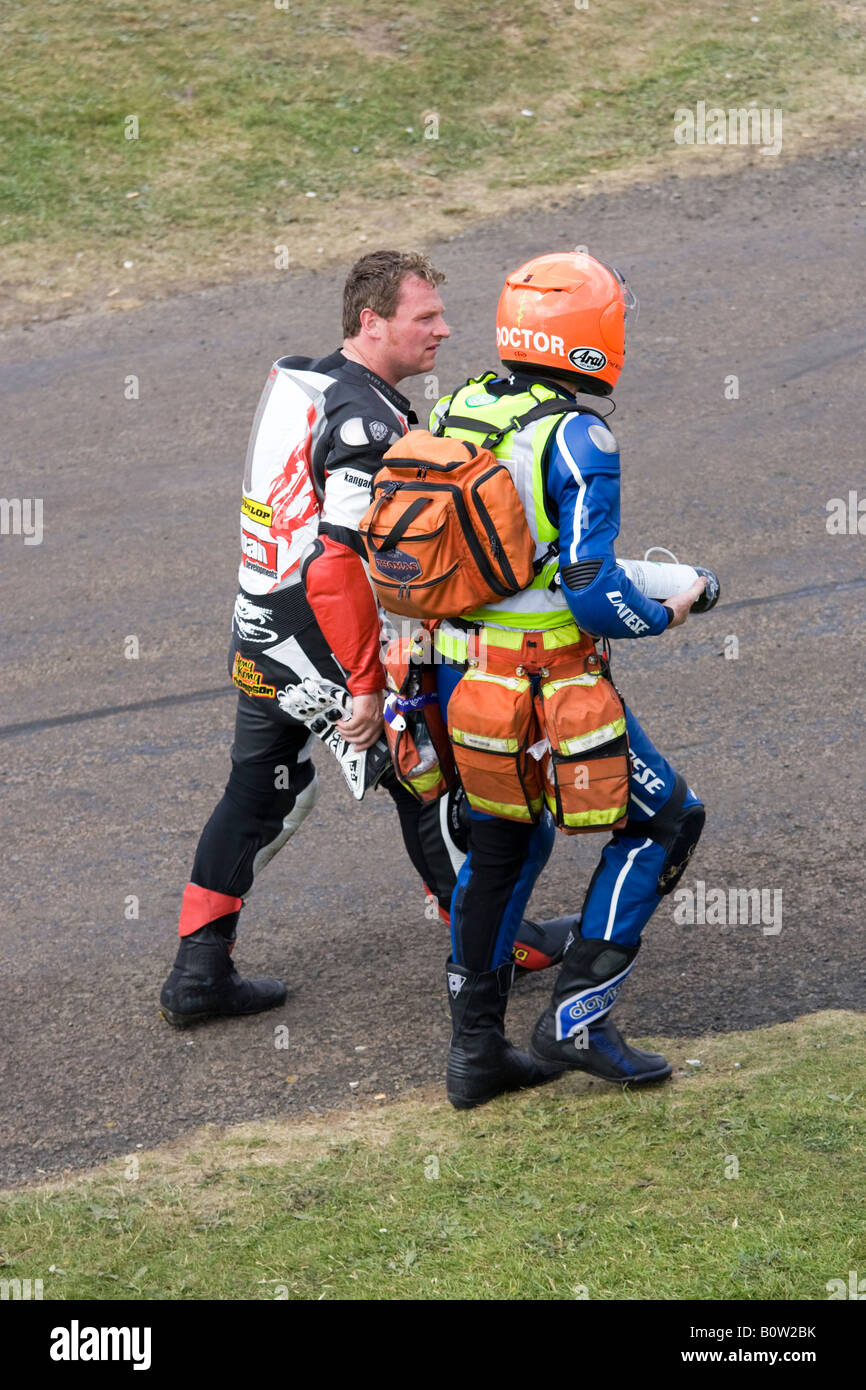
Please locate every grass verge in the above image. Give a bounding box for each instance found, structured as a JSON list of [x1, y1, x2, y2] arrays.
[[0, 1011, 863, 1300], [0, 0, 864, 327]]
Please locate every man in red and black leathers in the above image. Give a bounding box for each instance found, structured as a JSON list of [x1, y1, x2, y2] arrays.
[[160, 252, 455, 1024]]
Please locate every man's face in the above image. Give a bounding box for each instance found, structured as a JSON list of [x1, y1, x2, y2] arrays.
[[380, 274, 450, 382]]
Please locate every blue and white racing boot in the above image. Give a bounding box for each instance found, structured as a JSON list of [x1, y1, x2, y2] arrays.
[[530, 934, 672, 1084]]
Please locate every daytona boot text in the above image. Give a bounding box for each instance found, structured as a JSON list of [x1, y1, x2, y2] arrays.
[[446, 959, 564, 1110], [530, 935, 672, 1084], [159, 921, 286, 1027]]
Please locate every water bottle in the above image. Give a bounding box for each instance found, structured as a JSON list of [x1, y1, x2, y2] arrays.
[[392, 669, 439, 779], [617, 547, 720, 613]]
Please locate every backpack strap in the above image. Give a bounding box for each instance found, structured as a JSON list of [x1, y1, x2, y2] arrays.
[[366, 495, 430, 552], [532, 539, 559, 577], [433, 388, 608, 450], [486, 396, 612, 444]]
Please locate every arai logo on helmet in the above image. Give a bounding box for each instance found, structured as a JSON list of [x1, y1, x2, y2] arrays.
[[568, 346, 607, 373]]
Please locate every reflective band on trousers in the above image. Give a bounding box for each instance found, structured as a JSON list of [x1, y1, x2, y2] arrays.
[[452, 729, 520, 753], [469, 792, 544, 820], [556, 716, 626, 756], [543, 796, 629, 827]]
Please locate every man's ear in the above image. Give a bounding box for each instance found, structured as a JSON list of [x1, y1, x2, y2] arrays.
[[358, 306, 384, 339]]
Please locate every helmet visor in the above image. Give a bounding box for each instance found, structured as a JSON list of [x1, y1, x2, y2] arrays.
[[612, 265, 639, 323]]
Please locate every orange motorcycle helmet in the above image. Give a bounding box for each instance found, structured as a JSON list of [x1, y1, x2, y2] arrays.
[[495, 251, 637, 395]]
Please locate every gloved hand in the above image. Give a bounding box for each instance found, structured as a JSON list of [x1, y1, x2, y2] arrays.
[[275, 677, 391, 800], [336, 690, 385, 752], [276, 676, 352, 734]]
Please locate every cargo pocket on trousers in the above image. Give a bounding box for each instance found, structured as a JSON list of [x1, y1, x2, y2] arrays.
[[447, 669, 543, 822], [538, 672, 629, 834]]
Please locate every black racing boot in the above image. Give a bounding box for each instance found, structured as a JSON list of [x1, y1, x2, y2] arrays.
[[530, 936, 672, 1085], [159, 920, 286, 1027], [512, 914, 577, 975], [445, 959, 564, 1110]]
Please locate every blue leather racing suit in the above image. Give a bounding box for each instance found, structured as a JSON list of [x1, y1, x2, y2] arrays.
[[436, 386, 705, 972]]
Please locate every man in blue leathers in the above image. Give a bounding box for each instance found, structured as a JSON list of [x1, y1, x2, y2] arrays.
[[430, 251, 707, 1109]]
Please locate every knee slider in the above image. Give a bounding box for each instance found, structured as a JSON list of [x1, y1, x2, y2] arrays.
[[617, 773, 705, 896], [657, 800, 705, 895]]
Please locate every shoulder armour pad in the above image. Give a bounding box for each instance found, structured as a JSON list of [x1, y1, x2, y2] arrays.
[[587, 422, 618, 454]]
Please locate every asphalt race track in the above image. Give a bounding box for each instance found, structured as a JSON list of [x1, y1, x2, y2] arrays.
[[1, 145, 864, 1185]]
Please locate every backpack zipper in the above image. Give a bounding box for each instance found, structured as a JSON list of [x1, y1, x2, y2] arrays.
[[471, 467, 520, 591], [386, 562, 460, 601]]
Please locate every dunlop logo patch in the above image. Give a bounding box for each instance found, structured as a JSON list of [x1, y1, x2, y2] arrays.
[[241, 495, 274, 526]]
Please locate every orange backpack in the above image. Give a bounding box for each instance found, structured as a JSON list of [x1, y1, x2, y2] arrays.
[[359, 431, 536, 619]]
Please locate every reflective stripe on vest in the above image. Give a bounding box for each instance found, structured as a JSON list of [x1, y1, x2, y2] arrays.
[[432, 619, 584, 665]]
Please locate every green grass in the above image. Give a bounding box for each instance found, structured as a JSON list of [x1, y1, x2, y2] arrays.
[[1, 1012, 863, 1300], [0, 1, 864, 322]]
